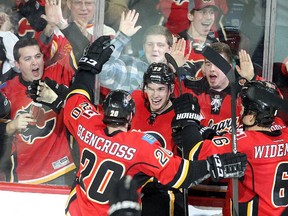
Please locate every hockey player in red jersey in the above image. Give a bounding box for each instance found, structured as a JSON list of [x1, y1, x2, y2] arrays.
[[172, 80, 288, 216], [131, 62, 176, 154], [63, 36, 248, 216], [131, 62, 186, 215]]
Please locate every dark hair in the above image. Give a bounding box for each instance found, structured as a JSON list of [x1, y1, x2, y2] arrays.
[[13, 37, 40, 62], [209, 42, 233, 64], [143, 25, 173, 48]]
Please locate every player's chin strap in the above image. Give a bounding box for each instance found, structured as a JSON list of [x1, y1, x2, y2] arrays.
[[202, 46, 239, 216]]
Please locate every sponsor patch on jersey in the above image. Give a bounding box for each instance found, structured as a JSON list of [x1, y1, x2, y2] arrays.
[[141, 134, 157, 145], [52, 156, 70, 170]]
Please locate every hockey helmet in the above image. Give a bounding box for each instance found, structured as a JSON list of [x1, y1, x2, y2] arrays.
[[240, 80, 280, 127], [103, 90, 136, 126], [143, 62, 175, 89]]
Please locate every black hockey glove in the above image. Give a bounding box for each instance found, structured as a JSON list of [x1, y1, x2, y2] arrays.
[[109, 175, 141, 216], [27, 77, 69, 114], [171, 93, 202, 130], [78, 36, 114, 74], [199, 126, 226, 140], [18, 0, 47, 31], [207, 152, 247, 182]]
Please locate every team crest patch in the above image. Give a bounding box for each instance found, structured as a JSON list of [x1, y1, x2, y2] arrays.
[[141, 133, 157, 144]]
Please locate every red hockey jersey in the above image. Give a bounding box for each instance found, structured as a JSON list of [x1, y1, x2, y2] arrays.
[[63, 92, 206, 216], [131, 90, 177, 154], [193, 128, 288, 216]]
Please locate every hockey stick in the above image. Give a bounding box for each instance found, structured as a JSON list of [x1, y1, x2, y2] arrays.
[[165, 53, 188, 216], [202, 46, 239, 216]]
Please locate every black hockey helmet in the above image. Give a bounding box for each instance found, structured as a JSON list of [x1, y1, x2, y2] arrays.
[[240, 80, 280, 127], [143, 62, 175, 90], [103, 90, 136, 126]]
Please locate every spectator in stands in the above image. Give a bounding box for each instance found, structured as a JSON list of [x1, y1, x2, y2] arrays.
[[0, 11, 19, 79], [176, 42, 258, 133], [176, 0, 223, 78], [21, 0, 115, 66], [65, 0, 115, 38], [0, 37, 77, 185], [100, 10, 176, 92]]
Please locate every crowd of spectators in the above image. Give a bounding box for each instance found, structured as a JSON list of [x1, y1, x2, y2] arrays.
[[0, 0, 287, 216]]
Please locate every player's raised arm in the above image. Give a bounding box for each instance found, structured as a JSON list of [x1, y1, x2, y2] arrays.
[[67, 36, 114, 102]]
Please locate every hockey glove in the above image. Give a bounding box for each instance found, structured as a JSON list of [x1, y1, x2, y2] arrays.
[[78, 36, 114, 74], [18, 0, 47, 31], [171, 93, 202, 130], [199, 126, 226, 140], [109, 175, 141, 216], [27, 77, 69, 114], [207, 152, 247, 182]]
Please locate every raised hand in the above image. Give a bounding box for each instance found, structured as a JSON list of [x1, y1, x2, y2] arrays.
[[44, 0, 66, 28], [0, 12, 12, 31], [170, 38, 188, 67], [236, 49, 254, 81], [78, 36, 114, 74], [119, 9, 142, 37]]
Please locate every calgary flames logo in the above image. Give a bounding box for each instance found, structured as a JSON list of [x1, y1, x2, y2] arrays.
[[17, 103, 56, 144]]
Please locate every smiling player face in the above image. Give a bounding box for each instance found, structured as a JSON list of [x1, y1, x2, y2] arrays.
[[145, 82, 172, 113]]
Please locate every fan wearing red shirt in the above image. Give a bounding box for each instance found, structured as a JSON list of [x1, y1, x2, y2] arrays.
[[1, 37, 76, 184]]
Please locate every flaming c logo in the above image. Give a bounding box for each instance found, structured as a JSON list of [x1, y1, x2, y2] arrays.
[[17, 104, 56, 144]]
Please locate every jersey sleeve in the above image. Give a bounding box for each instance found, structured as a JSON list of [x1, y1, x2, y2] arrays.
[[64, 93, 105, 143]]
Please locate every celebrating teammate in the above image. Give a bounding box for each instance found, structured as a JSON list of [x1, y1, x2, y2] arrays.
[[63, 36, 248, 216], [131, 62, 185, 215], [171, 80, 288, 215]]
